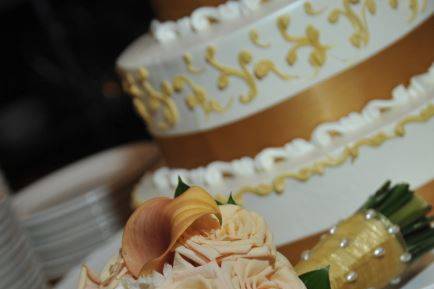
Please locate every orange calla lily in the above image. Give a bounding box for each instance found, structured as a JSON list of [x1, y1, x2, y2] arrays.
[[78, 266, 100, 289], [122, 186, 222, 278]]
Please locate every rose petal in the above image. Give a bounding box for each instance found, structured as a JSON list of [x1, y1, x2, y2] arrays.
[[122, 187, 221, 277], [78, 266, 100, 289]]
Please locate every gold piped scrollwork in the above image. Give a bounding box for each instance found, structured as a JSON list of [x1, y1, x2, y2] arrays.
[[254, 60, 297, 80], [389, 0, 399, 8], [205, 46, 258, 104], [232, 103, 434, 204], [408, 0, 427, 21], [122, 68, 179, 131], [249, 29, 271, 48], [388, 0, 427, 21], [183, 53, 204, 74], [277, 15, 330, 68], [304, 2, 326, 15], [328, 0, 377, 48], [173, 75, 233, 116]]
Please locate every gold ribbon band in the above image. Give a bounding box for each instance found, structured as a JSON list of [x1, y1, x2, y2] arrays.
[[156, 16, 434, 169], [295, 213, 407, 289]]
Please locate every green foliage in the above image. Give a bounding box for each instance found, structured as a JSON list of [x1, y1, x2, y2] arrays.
[[299, 267, 331, 289], [174, 176, 190, 198], [227, 193, 238, 205]]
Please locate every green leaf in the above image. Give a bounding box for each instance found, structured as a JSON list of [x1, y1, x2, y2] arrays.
[[388, 195, 430, 226], [227, 193, 238, 205], [174, 176, 190, 198], [215, 199, 224, 206], [402, 216, 433, 237], [299, 267, 331, 289], [361, 180, 391, 210], [377, 184, 412, 217]]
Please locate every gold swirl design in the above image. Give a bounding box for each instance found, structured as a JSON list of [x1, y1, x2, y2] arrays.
[[183, 53, 204, 74], [277, 15, 330, 68], [422, 0, 428, 11], [304, 2, 326, 15], [389, 0, 399, 9], [249, 29, 271, 48], [205, 46, 258, 104], [254, 59, 297, 80], [394, 102, 434, 136], [389, 0, 428, 21], [409, 0, 426, 21], [173, 75, 233, 116], [233, 103, 434, 203], [122, 68, 179, 130], [296, 213, 407, 289], [328, 0, 377, 48]]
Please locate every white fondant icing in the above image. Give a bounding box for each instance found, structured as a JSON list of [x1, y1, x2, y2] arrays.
[[118, 0, 434, 137], [149, 63, 434, 193], [151, 0, 267, 43]]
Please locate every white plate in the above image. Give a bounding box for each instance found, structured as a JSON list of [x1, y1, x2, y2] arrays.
[[35, 217, 121, 260], [4, 258, 45, 289], [13, 142, 159, 224], [54, 231, 122, 289], [0, 242, 40, 285], [16, 269, 47, 289], [30, 208, 127, 247], [0, 216, 21, 246], [25, 191, 131, 242], [21, 181, 131, 230], [42, 235, 115, 280], [0, 233, 28, 263]]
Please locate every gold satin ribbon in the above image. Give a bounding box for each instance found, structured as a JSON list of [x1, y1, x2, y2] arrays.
[[295, 213, 407, 289], [156, 16, 434, 169]]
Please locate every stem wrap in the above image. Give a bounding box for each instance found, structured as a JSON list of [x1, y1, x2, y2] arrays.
[[295, 213, 407, 289]]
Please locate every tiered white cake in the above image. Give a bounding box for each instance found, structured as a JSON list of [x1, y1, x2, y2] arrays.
[[117, 0, 434, 245]]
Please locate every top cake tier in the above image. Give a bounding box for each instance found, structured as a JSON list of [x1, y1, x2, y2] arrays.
[[118, 0, 434, 168]]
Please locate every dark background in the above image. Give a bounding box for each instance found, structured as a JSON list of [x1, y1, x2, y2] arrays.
[[1, 0, 154, 191]]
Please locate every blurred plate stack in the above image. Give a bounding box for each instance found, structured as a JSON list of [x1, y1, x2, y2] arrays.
[[12, 142, 160, 280], [0, 192, 48, 289]]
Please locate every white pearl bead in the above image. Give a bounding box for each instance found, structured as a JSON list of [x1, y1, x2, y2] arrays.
[[390, 277, 401, 285], [329, 226, 338, 235], [345, 271, 358, 283], [373, 247, 385, 258], [301, 250, 311, 261], [400, 252, 412, 263], [365, 209, 377, 220], [340, 238, 349, 248], [388, 225, 400, 235]]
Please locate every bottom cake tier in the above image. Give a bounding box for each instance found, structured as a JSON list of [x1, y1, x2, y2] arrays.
[[133, 64, 434, 245]]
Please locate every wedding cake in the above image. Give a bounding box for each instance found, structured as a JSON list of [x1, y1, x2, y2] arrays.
[[117, 0, 434, 245]]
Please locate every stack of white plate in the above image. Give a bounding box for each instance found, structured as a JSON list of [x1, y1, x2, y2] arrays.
[[13, 142, 160, 280], [0, 192, 48, 289]]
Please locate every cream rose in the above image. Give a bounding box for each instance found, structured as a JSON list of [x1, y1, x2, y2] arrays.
[[130, 251, 305, 289], [137, 205, 306, 289], [80, 205, 306, 289], [174, 205, 275, 265]]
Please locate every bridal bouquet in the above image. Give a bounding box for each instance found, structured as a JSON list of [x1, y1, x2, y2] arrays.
[[296, 181, 433, 289], [78, 180, 433, 289]]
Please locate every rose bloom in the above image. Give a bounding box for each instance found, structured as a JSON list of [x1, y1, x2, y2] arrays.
[[81, 205, 306, 289]]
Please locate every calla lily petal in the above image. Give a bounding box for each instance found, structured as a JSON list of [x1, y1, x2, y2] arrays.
[[78, 266, 101, 289], [122, 187, 221, 278]]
